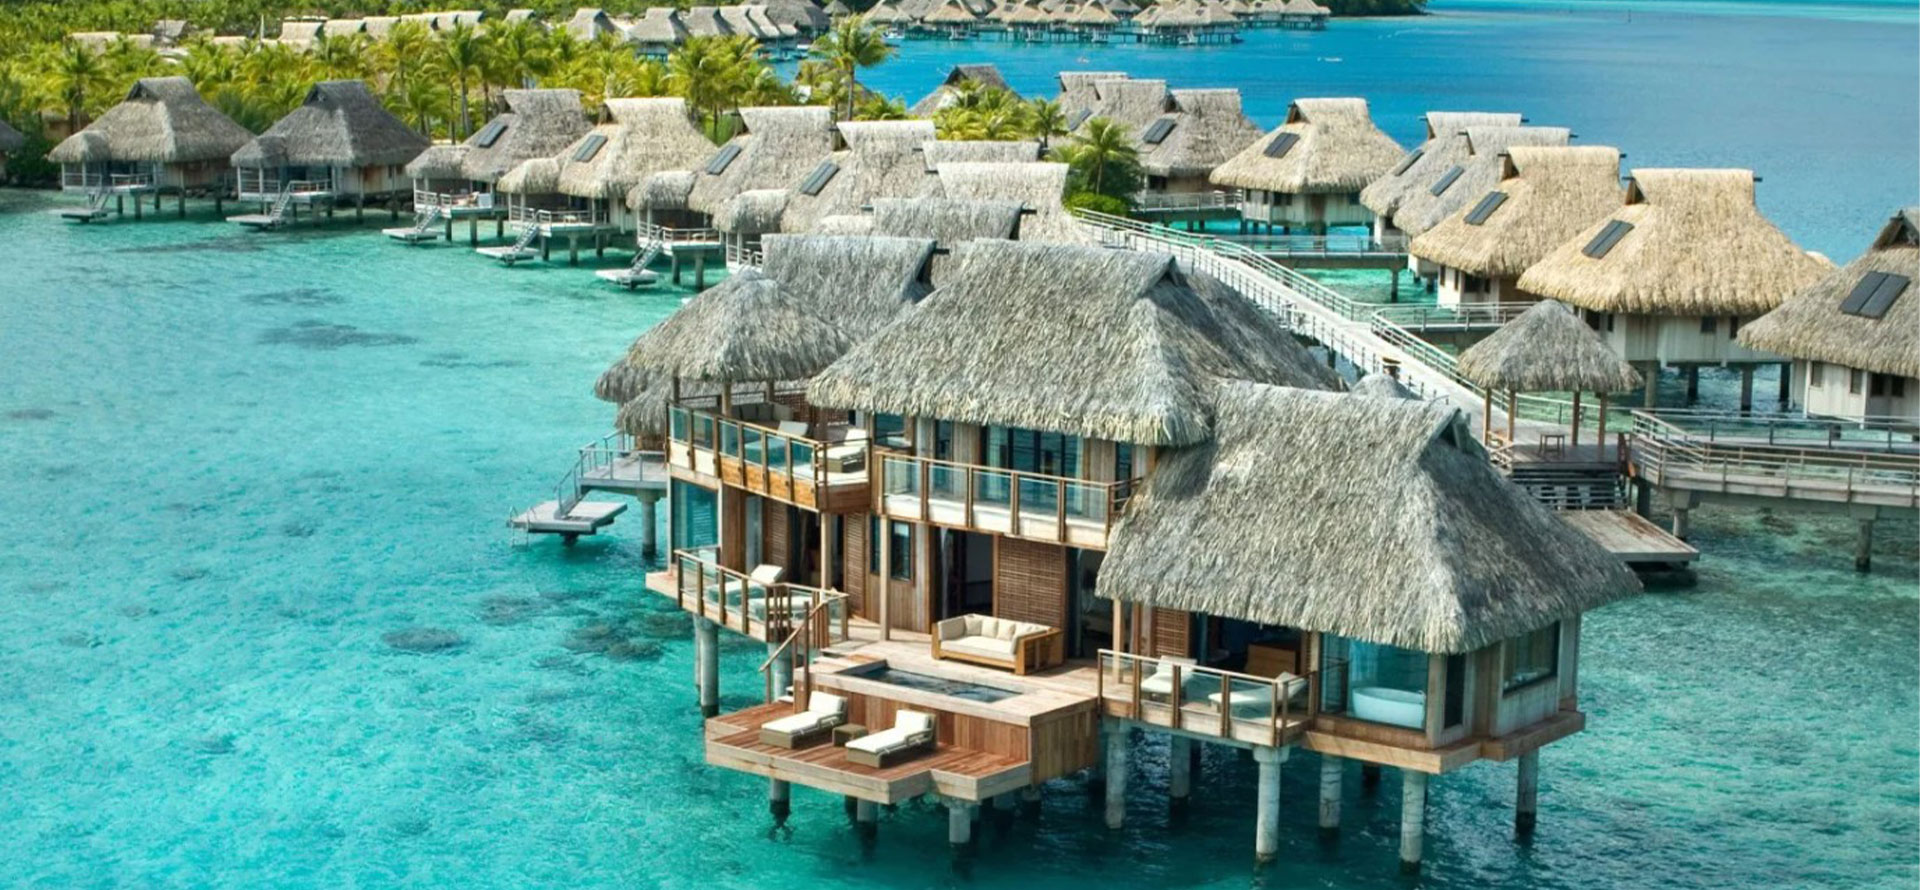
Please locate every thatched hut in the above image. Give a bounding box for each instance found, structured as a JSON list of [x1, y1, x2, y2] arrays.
[[810, 240, 1342, 448], [629, 8, 690, 56], [230, 80, 428, 210], [672, 106, 836, 251], [1137, 88, 1263, 195], [529, 97, 713, 234], [1350, 372, 1419, 400], [407, 88, 590, 215], [566, 8, 622, 40], [928, 161, 1092, 244], [626, 266, 855, 384], [911, 64, 1014, 117], [1361, 111, 1524, 243], [1056, 71, 1130, 122], [1408, 146, 1624, 307], [1457, 300, 1642, 449], [778, 120, 939, 234], [682, 6, 737, 35], [764, 0, 833, 33], [1738, 208, 1920, 424], [1516, 168, 1831, 409], [1276, 0, 1329, 27], [920, 139, 1042, 172], [1210, 98, 1403, 234], [919, 0, 983, 33], [1390, 126, 1570, 242], [0, 117, 24, 179], [1078, 77, 1172, 135], [47, 77, 252, 208], [718, 6, 779, 41]]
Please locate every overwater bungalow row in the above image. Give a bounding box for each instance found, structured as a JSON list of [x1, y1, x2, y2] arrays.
[[388, 88, 591, 245], [1209, 98, 1404, 235], [611, 235, 1639, 871], [1517, 168, 1832, 411], [489, 97, 715, 268], [1408, 145, 1625, 307], [47, 77, 252, 223], [1737, 208, 1919, 425], [1057, 74, 1262, 204], [226, 81, 430, 230], [1360, 110, 1525, 247]]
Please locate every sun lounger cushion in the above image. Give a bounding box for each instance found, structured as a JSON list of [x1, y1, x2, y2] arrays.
[[845, 710, 935, 756], [762, 692, 847, 735]]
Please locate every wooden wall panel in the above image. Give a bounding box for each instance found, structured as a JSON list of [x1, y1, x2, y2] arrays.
[[994, 538, 1068, 629], [762, 502, 789, 574], [718, 487, 745, 571], [1028, 708, 1100, 781], [1151, 608, 1189, 658], [843, 511, 869, 617], [845, 693, 1029, 762]]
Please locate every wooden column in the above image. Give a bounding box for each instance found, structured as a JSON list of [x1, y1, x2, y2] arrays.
[[1856, 517, 1876, 572], [1739, 365, 1756, 414], [1482, 389, 1493, 443], [1506, 389, 1517, 446], [1570, 391, 1583, 449], [1597, 393, 1610, 450]]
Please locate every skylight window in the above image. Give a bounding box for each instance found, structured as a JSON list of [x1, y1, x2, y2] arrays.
[[1581, 220, 1634, 259], [1263, 132, 1300, 159], [705, 143, 742, 175], [798, 161, 840, 196], [473, 120, 508, 148], [1839, 271, 1909, 319], [1463, 191, 1507, 226], [1428, 166, 1464, 196], [571, 133, 607, 163]]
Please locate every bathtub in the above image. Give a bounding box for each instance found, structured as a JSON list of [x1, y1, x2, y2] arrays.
[[1352, 686, 1426, 729]]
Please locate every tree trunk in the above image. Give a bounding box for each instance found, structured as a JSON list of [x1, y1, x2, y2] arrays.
[[458, 74, 471, 138]]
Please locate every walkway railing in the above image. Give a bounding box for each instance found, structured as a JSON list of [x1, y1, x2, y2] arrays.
[[1222, 232, 1409, 258], [639, 222, 720, 245], [1097, 649, 1319, 747], [877, 453, 1137, 548], [1134, 189, 1242, 212], [673, 549, 850, 644], [758, 586, 851, 708], [1371, 301, 1530, 332], [1628, 411, 1920, 507], [725, 242, 763, 269]]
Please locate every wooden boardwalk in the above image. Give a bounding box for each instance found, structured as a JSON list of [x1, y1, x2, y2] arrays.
[[1556, 510, 1697, 563]]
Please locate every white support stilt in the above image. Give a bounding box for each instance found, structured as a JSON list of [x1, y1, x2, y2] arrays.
[[1400, 770, 1429, 875], [948, 800, 974, 846], [769, 778, 791, 822], [1104, 727, 1130, 829], [1253, 745, 1286, 864], [1318, 754, 1342, 838], [638, 494, 659, 560], [696, 617, 719, 718], [1516, 751, 1538, 838], [1169, 736, 1193, 807], [855, 799, 877, 824]]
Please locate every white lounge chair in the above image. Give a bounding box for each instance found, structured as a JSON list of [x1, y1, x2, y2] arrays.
[[823, 427, 869, 474], [845, 710, 935, 767], [1205, 672, 1310, 717], [1138, 656, 1204, 698], [757, 691, 847, 748], [776, 420, 810, 439], [702, 563, 783, 613]]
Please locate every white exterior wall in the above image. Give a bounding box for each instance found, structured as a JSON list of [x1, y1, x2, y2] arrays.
[[1588, 313, 1784, 365], [1433, 266, 1528, 307], [1243, 188, 1373, 229], [1800, 360, 1920, 424]]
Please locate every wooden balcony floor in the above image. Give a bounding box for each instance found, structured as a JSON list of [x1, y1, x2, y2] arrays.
[[881, 492, 1112, 548], [706, 701, 1029, 804]]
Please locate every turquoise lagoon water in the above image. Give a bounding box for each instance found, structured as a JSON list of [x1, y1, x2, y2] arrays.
[[3, 4, 1918, 885]]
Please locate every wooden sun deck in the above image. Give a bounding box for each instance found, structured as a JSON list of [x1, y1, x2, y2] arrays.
[[1558, 509, 1698, 564], [580, 451, 669, 495], [706, 701, 1030, 803]]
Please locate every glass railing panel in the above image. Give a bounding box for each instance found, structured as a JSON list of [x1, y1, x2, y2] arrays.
[[1225, 676, 1275, 725], [929, 463, 964, 501], [1061, 481, 1105, 524], [738, 426, 760, 463], [669, 407, 690, 443], [693, 414, 715, 450], [1016, 477, 1058, 519], [972, 469, 1011, 510], [790, 438, 815, 468], [765, 433, 790, 471], [882, 457, 918, 498]]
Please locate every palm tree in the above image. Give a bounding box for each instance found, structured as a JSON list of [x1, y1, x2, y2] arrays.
[[376, 20, 432, 94], [1023, 98, 1069, 152], [392, 77, 452, 138], [488, 19, 551, 90], [668, 35, 753, 141], [308, 32, 367, 81], [435, 22, 489, 139], [807, 16, 893, 122], [1058, 116, 1140, 199], [35, 40, 112, 130]]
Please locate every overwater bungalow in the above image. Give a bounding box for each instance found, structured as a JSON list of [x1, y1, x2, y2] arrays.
[[1516, 169, 1831, 410], [1210, 98, 1403, 234], [1276, 0, 1330, 28], [391, 88, 590, 244], [1361, 111, 1525, 246], [566, 8, 622, 40], [490, 97, 713, 265], [0, 118, 24, 179], [719, 5, 781, 44], [919, 0, 985, 37], [629, 8, 691, 57], [1137, 88, 1263, 198], [228, 80, 428, 229], [911, 64, 1015, 115], [1382, 125, 1570, 286], [777, 120, 941, 235], [763, 0, 833, 34], [1738, 208, 1920, 424], [683, 6, 738, 37], [1408, 146, 1624, 307], [46, 76, 252, 222], [928, 161, 1093, 243], [669, 106, 838, 261], [1056, 71, 1130, 121]]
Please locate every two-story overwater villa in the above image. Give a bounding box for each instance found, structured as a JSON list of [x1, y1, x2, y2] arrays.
[[1209, 98, 1403, 235], [47, 77, 252, 223], [227, 80, 429, 229], [1407, 145, 1625, 307], [621, 234, 1641, 873], [1517, 169, 1832, 410], [1738, 208, 1920, 424], [1359, 111, 1524, 246], [388, 88, 590, 245]]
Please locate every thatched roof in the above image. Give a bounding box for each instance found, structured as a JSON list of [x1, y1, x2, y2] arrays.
[[930, 161, 1091, 244], [232, 80, 428, 168], [1516, 169, 1831, 316], [921, 139, 1041, 171], [405, 144, 469, 179], [1350, 372, 1419, 400], [0, 118, 24, 154], [1738, 208, 1920, 378], [1408, 146, 1623, 279], [1056, 71, 1129, 118], [49, 77, 251, 165], [1080, 78, 1171, 134], [683, 5, 736, 34], [713, 188, 792, 234], [551, 98, 711, 199], [624, 267, 854, 383], [1209, 98, 1402, 194], [869, 197, 1024, 241], [628, 170, 696, 210], [1457, 301, 1643, 393], [765, 0, 833, 31], [922, 0, 983, 25], [809, 241, 1342, 446], [779, 120, 937, 232], [1140, 89, 1262, 179], [1360, 111, 1524, 219], [628, 8, 690, 46], [910, 63, 1012, 116], [1068, 3, 1122, 23], [496, 156, 561, 194], [1390, 126, 1570, 237], [1100, 383, 1641, 653], [718, 6, 776, 39], [453, 89, 590, 184], [687, 106, 838, 215], [760, 234, 938, 340], [567, 7, 620, 39]]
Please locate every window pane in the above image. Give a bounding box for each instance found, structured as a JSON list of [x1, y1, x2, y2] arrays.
[[889, 522, 912, 580], [1501, 622, 1559, 692]]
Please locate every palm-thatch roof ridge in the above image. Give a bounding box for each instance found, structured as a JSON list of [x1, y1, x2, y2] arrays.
[[628, 7, 691, 45], [1210, 98, 1402, 194], [713, 188, 792, 234], [809, 240, 1343, 446], [869, 197, 1024, 242], [556, 97, 713, 199], [1408, 145, 1624, 279], [931, 161, 1092, 244], [405, 144, 469, 180], [1081, 78, 1172, 135], [1140, 88, 1263, 179], [1099, 383, 1641, 653], [1389, 126, 1570, 237], [1056, 71, 1130, 118], [760, 233, 938, 340], [1457, 301, 1642, 393], [1737, 208, 1920, 378], [921, 139, 1042, 172], [50, 77, 252, 165], [1517, 169, 1831, 316], [496, 156, 561, 194], [458, 88, 590, 184], [232, 80, 428, 168], [624, 266, 854, 382], [1360, 111, 1524, 219]]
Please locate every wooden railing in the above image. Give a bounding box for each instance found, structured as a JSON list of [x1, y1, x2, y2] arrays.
[[877, 453, 1137, 547], [1096, 649, 1320, 747], [639, 222, 719, 245], [666, 404, 865, 508], [1628, 411, 1920, 507], [509, 205, 599, 228], [757, 588, 849, 708], [672, 549, 849, 644]]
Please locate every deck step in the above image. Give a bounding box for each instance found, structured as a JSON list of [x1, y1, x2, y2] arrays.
[[509, 500, 625, 537]]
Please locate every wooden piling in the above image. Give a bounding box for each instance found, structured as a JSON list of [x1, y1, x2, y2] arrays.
[[1104, 726, 1129, 829], [1856, 518, 1875, 572], [1516, 750, 1539, 839], [1739, 365, 1755, 413], [1684, 365, 1699, 403]]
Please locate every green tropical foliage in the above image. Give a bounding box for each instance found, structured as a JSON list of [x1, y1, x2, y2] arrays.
[[806, 15, 894, 122], [1052, 116, 1143, 206]]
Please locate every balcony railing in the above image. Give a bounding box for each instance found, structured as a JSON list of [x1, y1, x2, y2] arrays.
[[1097, 649, 1320, 747], [673, 549, 850, 645], [509, 205, 600, 228], [414, 187, 495, 210], [666, 403, 870, 511], [878, 453, 1137, 548], [639, 222, 720, 245], [1134, 189, 1242, 211], [237, 173, 335, 199]]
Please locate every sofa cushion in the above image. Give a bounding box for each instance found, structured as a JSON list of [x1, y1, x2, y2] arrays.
[[944, 636, 1016, 660]]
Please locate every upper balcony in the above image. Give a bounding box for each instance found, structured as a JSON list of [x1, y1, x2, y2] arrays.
[[666, 401, 872, 513], [877, 453, 1138, 549]]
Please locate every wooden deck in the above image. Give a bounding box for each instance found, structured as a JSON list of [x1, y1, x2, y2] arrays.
[[580, 451, 669, 495], [706, 701, 1030, 804], [1558, 509, 1698, 564], [508, 500, 625, 537]]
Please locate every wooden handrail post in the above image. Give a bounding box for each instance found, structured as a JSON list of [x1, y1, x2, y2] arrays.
[[1130, 657, 1142, 719], [1171, 664, 1183, 730], [1010, 474, 1022, 538], [1055, 479, 1067, 544], [1218, 674, 1231, 737], [919, 459, 931, 522]]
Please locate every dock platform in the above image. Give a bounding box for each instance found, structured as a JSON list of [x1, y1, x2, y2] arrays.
[[57, 207, 112, 222], [509, 500, 626, 539], [1558, 509, 1697, 564]]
